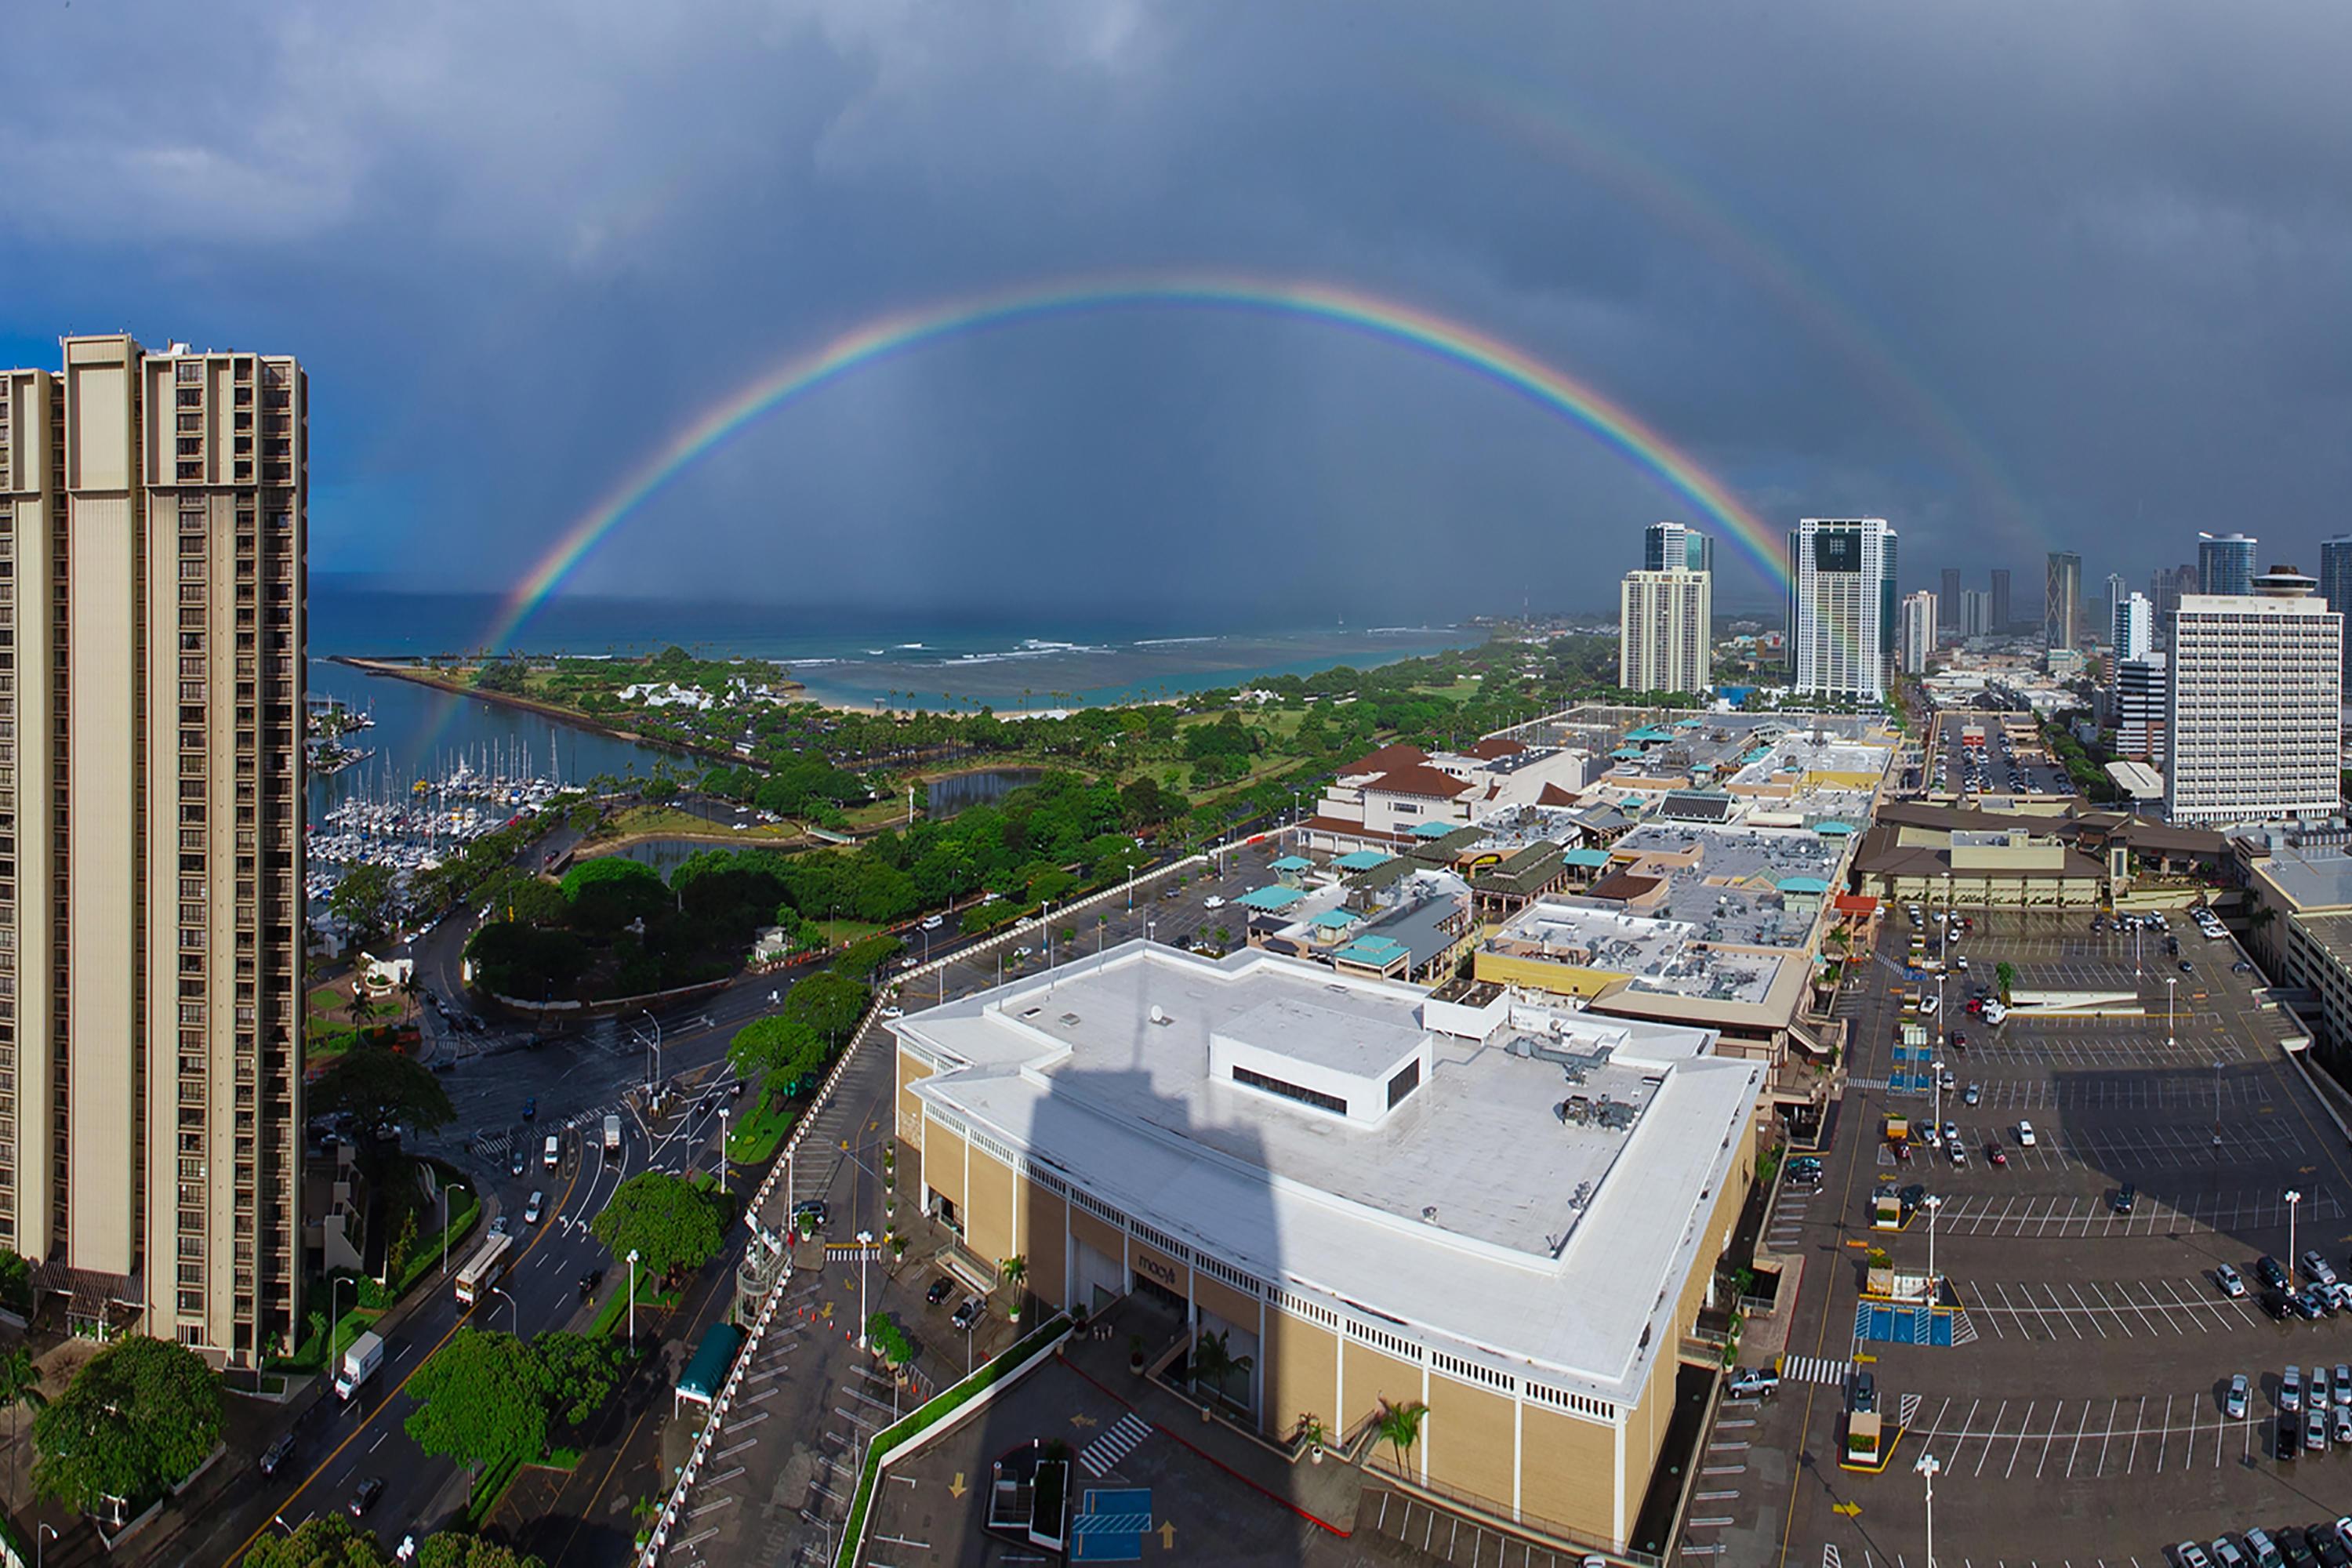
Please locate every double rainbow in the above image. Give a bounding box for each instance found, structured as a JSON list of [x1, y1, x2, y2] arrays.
[[484, 272, 1784, 651]]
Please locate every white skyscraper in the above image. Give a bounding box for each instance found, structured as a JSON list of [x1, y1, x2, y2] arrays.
[[1960, 589, 1990, 638], [1899, 590, 1937, 674], [1619, 568, 1712, 695], [2165, 568, 2342, 826], [2111, 592, 2153, 662], [2113, 653, 2166, 764], [1788, 517, 1898, 701]]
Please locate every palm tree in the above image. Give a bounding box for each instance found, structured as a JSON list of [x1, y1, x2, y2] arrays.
[[1374, 1398, 1428, 1475], [998, 1254, 1027, 1322], [1189, 1328, 1254, 1414], [397, 967, 424, 1022], [0, 1345, 45, 1496]]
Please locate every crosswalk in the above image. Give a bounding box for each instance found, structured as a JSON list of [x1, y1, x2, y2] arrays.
[[1077, 1412, 1153, 1478], [1777, 1354, 1853, 1387]]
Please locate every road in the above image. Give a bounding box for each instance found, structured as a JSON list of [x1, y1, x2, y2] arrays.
[[131, 815, 1260, 1566]]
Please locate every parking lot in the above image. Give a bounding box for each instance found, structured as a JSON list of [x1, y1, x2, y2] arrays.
[[1691, 909, 2352, 1566], [1920, 710, 2078, 803]]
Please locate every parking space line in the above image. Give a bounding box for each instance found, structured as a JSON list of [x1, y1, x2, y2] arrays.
[[2004, 1400, 2034, 1478], [2094, 1398, 2117, 1476], [1944, 1398, 1980, 1469], [2154, 1394, 2171, 1472], [2038, 1400, 2067, 1478], [2125, 1396, 2146, 1474], [1973, 1399, 2006, 1476]]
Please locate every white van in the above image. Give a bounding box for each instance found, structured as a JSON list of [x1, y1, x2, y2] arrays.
[[543, 1133, 561, 1169], [2016, 1120, 2037, 1147]]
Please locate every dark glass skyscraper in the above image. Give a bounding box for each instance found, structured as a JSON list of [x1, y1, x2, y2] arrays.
[[2198, 532, 2256, 597]]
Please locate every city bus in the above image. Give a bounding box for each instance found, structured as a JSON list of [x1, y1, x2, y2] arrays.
[[454, 1232, 515, 1306]]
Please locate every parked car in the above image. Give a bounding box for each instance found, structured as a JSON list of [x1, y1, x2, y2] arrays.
[[1987, 1144, 2006, 1167], [1727, 1367, 1780, 1400], [489, 1214, 510, 1237], [2308, 1406, 2330, 1451], [1848, 1370, 1878, 1414], [950, 1296, 984, 1331], [1962, 1083, 1981, 1105], [2227, 1374, 2251, 1419], [927, 1277, 956, 1305], [2216, 1262, 2247, 1298], [2111, 1183, 2136, 1214], [2016, 1120, 2036, 1147], [2259, 1255, 2294, 1291], [2307, 1249, 2340, 1287], [2285, 1365, 2305, 1413]]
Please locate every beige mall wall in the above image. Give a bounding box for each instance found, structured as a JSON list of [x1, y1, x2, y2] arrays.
[[965, 1145, 1017, 1265], [1262, 1309, 1338, 1445], [921, 1116, 968, 1219], [896, 1047, 933, 1147], [1343, 1338, 1423, 1449], [1519, 1400, 1622, 1544], [1421, 1374, 1515, 1504], [1022, 1185, 1069, 1304], [1620, 1339, 1679, 1520], [1068, 1208, 1123, 1283]]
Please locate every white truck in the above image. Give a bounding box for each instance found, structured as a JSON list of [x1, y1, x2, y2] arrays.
[[334, 1330, 385, 1400], [604, 1114, 622, 1156]]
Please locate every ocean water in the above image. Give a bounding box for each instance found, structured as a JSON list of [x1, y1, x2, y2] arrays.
[[307, 585, 1479, 818]]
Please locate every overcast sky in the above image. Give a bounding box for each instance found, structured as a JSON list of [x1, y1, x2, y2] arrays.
[[4, 2, 2347, 623]]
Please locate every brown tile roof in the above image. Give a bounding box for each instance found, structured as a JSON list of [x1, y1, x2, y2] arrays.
[[1340, 742, 1429, 778], [1586, 869, 1664, 903], [1466, 737, 1525, 760], [1367, 764, 1477, 800], [1537, 782, 1581, 807]]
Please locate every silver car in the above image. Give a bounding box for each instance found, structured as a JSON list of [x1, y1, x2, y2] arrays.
[[2226, 1374, 2250, 1420]]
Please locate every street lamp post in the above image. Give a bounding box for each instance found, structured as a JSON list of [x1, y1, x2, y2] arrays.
[[490, 1286, 518, 1337], [627, 1248, 641, 1345], [719, 1108, 731, 1196], [2286, 1189, 2303, 1272], [856, 1229, 876, 1349], [1915, 1450, 1940, 1568], [38, 1523, 56, 1568], [331, 1275, 349, 1370], [1924, 1193, 1944, 1298], [1932, 1058, 1945, 1142], [2165, 975, 2177, 1051], [640, 1008, 662, 1099]]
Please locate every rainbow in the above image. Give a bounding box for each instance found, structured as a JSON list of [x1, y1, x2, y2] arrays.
[[484, 273, 1786, 652]]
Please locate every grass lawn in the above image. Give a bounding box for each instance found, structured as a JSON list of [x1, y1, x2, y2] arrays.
[[811, 917, 885, 948], [308, 984, 350, 1017], [726, 1098, 795, 1166], [591, 804, 802, 845], [588, 1272, 682, 1340]]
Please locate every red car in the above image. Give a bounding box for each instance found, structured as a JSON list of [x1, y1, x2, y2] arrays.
[[1965, 997, 1985, 1016], [1987, 1145, 2007, 1167]]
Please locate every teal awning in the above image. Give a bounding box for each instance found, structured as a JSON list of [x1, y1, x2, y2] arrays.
[[1333, 850, 1394, 871], [1410, 821, 1457, 839], [1776, 876, 1832, 895], [1236, 884, 1305, 912], [677, 1323, 745, 1406], [1269, 855, 1314, 871], [1308, 909, 1363, 930], [1559, 848, 1613, 868], [1813, 820, 1857, 836]]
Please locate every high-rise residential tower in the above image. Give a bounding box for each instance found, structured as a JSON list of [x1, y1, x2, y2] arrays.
[[2320, 536, 2352, 681], [1642, 520, 1711, 575], [2104, 574, 2129, 637], [1618, 568, 1712, 695], [1938, 567, 1962, 630], [2113, 653, 2167, 764], [2111, 591, 2153, 662], [1960, 589, 1990, 638], [1787, 517, 1897, 701], [1988, 568, 2011, 631], [2165, 565, 2340, 827], [1898, 590, 1937, 674], [2198, 532, 2256, 597], [0, 336, 307, 1364], [2045, 551, 2082, 650]]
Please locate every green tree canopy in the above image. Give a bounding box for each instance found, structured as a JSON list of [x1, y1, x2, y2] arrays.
[[328, 862, 397, 943], [240, 1514, 397, 1568], [837, 932, 905, 984], [589, 1171, 724, 1283], [0, 1246, 29, 1313], [728, 1016, 828, 1091], [780, 970, 868, 1042], [402, 1327, 550, 1472], [416, 1535, 547, 1568], [310, 1040, 456, 1135], [464, 920, 590, 1000], [532, 1330, 626, 1427], [34, 1336, 222, 1513]]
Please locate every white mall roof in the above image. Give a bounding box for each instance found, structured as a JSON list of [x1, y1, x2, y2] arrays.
[[895, 942, 1759, 1404]]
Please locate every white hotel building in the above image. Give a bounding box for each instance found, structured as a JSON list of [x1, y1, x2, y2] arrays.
[[2165, 569, 2343, 826]]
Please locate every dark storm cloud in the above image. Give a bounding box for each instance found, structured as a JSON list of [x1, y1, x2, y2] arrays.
[[3, 1, 2349, 616]]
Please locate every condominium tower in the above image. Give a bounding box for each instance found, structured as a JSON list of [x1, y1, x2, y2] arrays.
[[1642, 520, 1712, 575], [1898, 590, 1937, 675], [1787, 517, 1897, 701], [2111, 592, 2153, 662], [1938, 568, 1961, 631], [2198, 532, 2257, 597], [1618, 568, 1712, 695], [2045, 551, 2082, 650], [0, 336, 306, 1364], [2321, 536, 2352, 681], [2165, 566, 2340, 827], [1988, 568, 2011, 632]]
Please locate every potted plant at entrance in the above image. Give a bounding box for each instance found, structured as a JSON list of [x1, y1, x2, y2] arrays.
[[1128, 1334, 1145, 1377], [1298, 1415, 1329, 1464], [999, 1254, 1027, 1323]]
